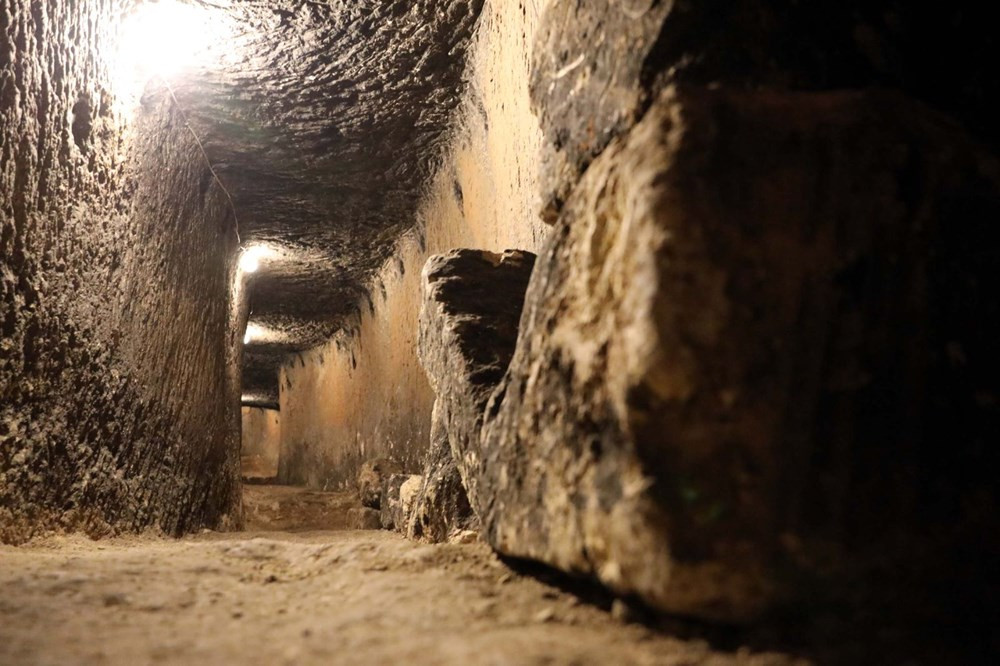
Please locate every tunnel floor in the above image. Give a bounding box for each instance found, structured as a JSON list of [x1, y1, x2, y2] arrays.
[[0, 486, 803, 666]]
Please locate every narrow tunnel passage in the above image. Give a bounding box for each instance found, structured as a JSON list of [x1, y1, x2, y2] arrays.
[[3, 0, 1000, 664]]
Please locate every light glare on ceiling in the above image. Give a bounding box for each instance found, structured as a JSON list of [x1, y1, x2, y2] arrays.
[[243, 322, 264, 345], [115, 0, 229, 94], [239, 245, 278, 274], [242, 321, 295, 347], [239, 250, 260, 274]]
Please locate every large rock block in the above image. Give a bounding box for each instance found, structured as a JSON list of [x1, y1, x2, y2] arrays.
[[531, 0, 1000, 219], [407, 403, 478, 542], [417, 249, 536, 523], [529, 0, 672, 218], [480, 86, 1000, 621]]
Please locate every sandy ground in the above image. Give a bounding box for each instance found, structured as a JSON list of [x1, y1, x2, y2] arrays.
[[0, 486, 811, 666]]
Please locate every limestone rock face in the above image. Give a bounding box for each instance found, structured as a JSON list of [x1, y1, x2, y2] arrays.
[[1, 1, 242, 543], [479, 85, 1000, 621], [406, 404, 477, 542], [357, 458, 403, 509], [380, 474, 423, 531], [416, 249, 536, 526]]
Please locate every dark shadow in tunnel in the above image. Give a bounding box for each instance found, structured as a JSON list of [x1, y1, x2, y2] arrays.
[[498, 550, 997, 665]]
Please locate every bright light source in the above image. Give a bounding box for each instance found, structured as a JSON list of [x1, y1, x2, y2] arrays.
[[238, 245, 277, 274], [239, 251, 260, 274], [114, 0, 232, 96], [242, 321, 295, 347], [243, 322, 261, 345]]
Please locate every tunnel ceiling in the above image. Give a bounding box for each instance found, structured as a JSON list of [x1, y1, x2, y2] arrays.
[[158, 0, 483, 403]]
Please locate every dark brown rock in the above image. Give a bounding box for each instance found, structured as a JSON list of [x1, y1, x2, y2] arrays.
[[416, 249, 536, 524], [531, 0, 1000, 219], [529, 0, 672, 219], [357, 458, 403, 509], [379, 474, 423, 532], [480, 85, 1000, 621], [406, 404, 478, 542]]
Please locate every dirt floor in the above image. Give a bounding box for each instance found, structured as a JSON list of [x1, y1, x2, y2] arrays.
[[0, 485, 816, 666]]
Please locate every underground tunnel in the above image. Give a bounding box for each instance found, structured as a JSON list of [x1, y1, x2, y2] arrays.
[[2, 0, 1000, 663]]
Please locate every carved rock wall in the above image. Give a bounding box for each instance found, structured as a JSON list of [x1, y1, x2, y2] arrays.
[[275, 0, 551, 489], [241, 407, 280, 480], [1, 1, 242, 542]]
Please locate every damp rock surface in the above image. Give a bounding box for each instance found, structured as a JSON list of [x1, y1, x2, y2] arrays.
[[479, 85, 1000, 621]]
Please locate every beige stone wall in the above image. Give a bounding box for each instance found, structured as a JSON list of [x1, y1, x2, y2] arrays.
[[241, 407, 281, 479], [278, 0, 552, 489]]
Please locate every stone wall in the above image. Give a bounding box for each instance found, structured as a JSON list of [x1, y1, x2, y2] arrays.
[[279, 5, 998, 631], [276, 0, 551, 488], [408, 0, 1000, 626], [1, 1, 242, 542], [241, 407, 280, 479]]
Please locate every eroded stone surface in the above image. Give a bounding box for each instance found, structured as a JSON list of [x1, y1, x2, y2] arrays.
[[417, 249, 536, 522], [1, 1, 241, 543], [529, 0, 672, 217], [380, 474, 423, 531], [407, 403, 477, 542], [357, 458, 403, 509], [480, 85, 1000, 621]]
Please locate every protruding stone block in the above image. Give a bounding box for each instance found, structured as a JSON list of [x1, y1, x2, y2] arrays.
[[406, 403, 478, 542], [530, 1, 1000, 221], [416, 249, 536, 525], [479, 85, 1000, 621]]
